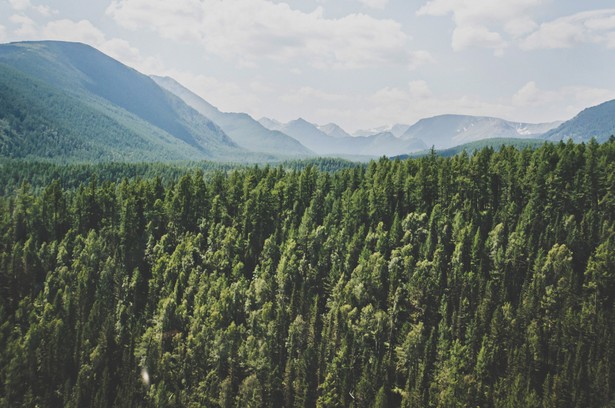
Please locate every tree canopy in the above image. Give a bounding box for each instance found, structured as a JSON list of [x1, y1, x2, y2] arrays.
[[0, 139, 614, 407]]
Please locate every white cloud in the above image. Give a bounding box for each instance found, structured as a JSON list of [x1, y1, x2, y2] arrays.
[[365, 81, 514, 125], [512, 81, 615, 118], [8, 0, 29, 11], [521, 9, 615, 50], [417, 2, 615, 53], [417, 0, 543, 25], [272, 79, 615, 131], [5, 17, 162, 74], [10, 14, 38, 37], [271, 80, 515, 131], [452, 25, 506, 52], [43, 19, 106, 45], [106, 0, 431, 70], [408, 80, 432, 99], [417, 0, 543, 52], [163, 70, 264, 116], [8, 0, 55, 16], [408, 50, 435, 69], [249, 81, 274, 95], [504, 17, 538, 37], [0, 25, 6, 42], [279, 86, 350, 112], [358, 0, 388, 10]]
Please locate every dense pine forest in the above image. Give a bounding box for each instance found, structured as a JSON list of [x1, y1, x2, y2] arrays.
[[0, 140, 614, 407]]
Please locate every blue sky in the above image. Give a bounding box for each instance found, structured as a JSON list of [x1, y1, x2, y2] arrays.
[[1, 0, 615, 131]]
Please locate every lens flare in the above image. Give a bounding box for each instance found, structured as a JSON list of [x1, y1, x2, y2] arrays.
[[141, 368, 150, 386]]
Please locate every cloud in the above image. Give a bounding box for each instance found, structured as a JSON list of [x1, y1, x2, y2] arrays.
[[163, 70, 264, 116], [271, 80, 515, 131], [408, 50, 435, 69], [358, 0, 388, 10], [8, 0, 55, 16], [452, 25, 506, 53], [43, 19, 106, 45], [408, 80, 432, 99], [271, 79, 615, 131], [95, 58, 615, 130], [106, 0, 431, 70], [521, 9, 615, 50], [10, 14, 38, 37], [512, 81, 615, 119], [417, 0, 544, 53], [41, 19, 162, 71], [504, 17, 538, 37], [292, 87, 348, 103], [366, 81, 514, 124], [417, 0, 543, 24], [0, 25, 6, 42], [417, 2, 615, 53], [5, 16, 162, 74]]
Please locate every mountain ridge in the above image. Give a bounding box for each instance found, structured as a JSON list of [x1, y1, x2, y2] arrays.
[[152, 76, 313, 157], [0, 40, 613, 162], [261, 117, 426, 156], [400, 114, 561, 149], [542, 99, 615, 142], [0, 40, 244, 161]]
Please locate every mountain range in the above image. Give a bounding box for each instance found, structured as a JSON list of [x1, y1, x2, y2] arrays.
[[0, 40, 613, 163], [398, 115, 562, 149], [354, 124, 410, 138], [0, 41, 245, 161], [151, 76, 312, 157], [258, 117, 426, 157]]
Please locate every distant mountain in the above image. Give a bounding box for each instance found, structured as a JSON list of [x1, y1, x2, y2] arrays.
[[153, 76, 312, 157], [400, 114, 561, 149], [354, 124, 410, 138], [264, 118, 425, 157], [0, 41, 243, 161], [348, 132, 426, 156], [542, 99, 615, 143], [258, 117, 283, 131], [279, 119, 335, 154], [318, 123, 352, 139]]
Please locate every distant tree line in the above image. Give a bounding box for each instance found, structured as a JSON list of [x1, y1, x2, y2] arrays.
[[0, 157, 358, 195], [0, 140, 613, 407]]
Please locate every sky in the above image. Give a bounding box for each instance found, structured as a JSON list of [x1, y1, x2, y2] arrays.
[[1, 0, 615, 132]]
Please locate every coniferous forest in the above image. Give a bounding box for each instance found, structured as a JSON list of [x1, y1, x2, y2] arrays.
[[0, 140, 614, 407]]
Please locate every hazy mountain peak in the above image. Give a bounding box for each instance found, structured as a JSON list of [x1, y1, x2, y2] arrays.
[[288, 118, 315, 128], [258, 117, 283, 131], [401, 114, 561, 149], [152, 77, 313, 156], [318, 123, 352, 138], [354, 123, 410, 138]]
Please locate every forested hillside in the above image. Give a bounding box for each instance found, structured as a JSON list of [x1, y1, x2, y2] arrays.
[[543, 99, 615, 143], [0, 41, 245, 162], [0, 140, 614, 407]]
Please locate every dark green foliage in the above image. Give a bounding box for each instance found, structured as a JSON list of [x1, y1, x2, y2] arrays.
[[0, 157, 359, 195], [401, 138, 547, 159], [0, 140, 613, 407]]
